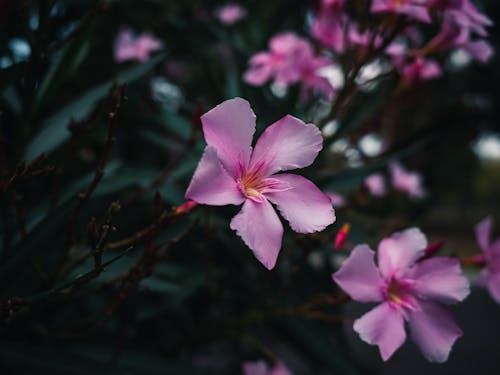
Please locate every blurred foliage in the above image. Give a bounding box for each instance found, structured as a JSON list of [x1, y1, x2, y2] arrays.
[[0, 0, 499, 374]]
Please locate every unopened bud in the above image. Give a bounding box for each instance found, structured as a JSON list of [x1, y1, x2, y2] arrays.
[[334, 223, 350, 250]]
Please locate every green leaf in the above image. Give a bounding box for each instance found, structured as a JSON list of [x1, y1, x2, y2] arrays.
[[25, 53, 166, 160]]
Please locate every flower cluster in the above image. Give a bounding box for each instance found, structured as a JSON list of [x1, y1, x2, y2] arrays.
[[114, 28, 163, 63], [244, 0, 493, 101], [243, 33, 336, 100]]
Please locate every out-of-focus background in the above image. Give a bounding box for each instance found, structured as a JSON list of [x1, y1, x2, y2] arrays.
[[0, 0, 499, 374]]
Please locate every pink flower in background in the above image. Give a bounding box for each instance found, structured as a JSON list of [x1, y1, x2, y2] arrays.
[[364, 173, 387, 197], [244, 33, 311, 86], [114, 28, 163, 63], [311, 0, 347, 52], [242, 360, 292, 375], [426, 3, 493, 63], [216, 3, 247, 25], [186, 98, 335, 270], [370, 0, 432, 23], [389, 161, 426, 198], [333, 228, 470, 362], [400, 57, 442, 84], [475, 216, 500, 303], [327, 191, 347, 209], [244, 33, 335, 100]]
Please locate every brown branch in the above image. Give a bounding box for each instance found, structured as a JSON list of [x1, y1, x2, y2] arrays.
[[64, 83, 126, 253]]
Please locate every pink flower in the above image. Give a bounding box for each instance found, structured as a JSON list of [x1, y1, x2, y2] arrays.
[[186, 98, 335, 270], [242, 360, 292, 375], [326, 191, 347, 209], [333, 228, 470, 362], [216, 3, 247, 26], [114, 28, 163, 63], [364, 173, 387, 197], [426, 3, 493, 63], [370, 0, 432, 23], [400, 57, 442, 84], [389, 161, 426, 199], [311, 0, 347, 52], [475, 216, 500, 303], [244, 33, 311, 86], [244, 33, 335, 100]]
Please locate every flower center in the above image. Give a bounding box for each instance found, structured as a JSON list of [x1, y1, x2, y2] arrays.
[[240, 170, 264, 198], [386, 277, 414, 308]]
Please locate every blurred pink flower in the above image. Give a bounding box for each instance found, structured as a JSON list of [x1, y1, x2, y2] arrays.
[[244, 33, 335, 100], [400, 57, 442, 84], [364, 173, 387, 197], [311, 0, 347, 52], [370, 0, 432, 23], [427, 2, 493, 63], [475, 216, 500, 303], [333, 228, 470, 362], [389, 161, 426, 199], [114, 28, 163, 63], [216, 3, 247, 25], [326, 191, 347, 209], [186, 98, 335, 270], [242, 360, 292, 375]]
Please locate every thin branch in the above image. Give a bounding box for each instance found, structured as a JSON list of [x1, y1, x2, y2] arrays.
[[64, 83, 126, 253]]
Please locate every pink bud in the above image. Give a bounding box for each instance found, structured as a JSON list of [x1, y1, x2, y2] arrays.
[[335, 223, 350, 250]]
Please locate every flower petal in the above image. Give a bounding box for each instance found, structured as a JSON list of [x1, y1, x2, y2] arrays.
[[353, 302, 406, 361], [410, 257, 470, 304], [408, 300, 463, 363], [332, 244, 385, 302], [242, 361, 268, 375], [185, 146, 244, 206], [201, 97, 256, 178], [230, 198, 283, 270], [377, 227, 428, 279], [475, 216, 492, 253], [249, 115, 323, 176], [485, 270, 500, 303], [265, 174, 335, 233]]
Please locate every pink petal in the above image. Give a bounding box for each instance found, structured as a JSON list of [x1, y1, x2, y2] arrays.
[[400, 5, 432, 23], [410, 257, 470, 304], [230, 198, 283, 270], [185, 146, 244, 206], [250, 115, 323, 176], [201, 98, 256, 178], [475, 216, 492, 252], [242, 361, 268, 375], [353, 302, 407, 361], [333, 244, 385, 302], [378, 227, 428, 279], [463, 40, 494, 63], [269, 362, 292, 375], [265, 174, 335, 233], [484, 269, 500, 303], [408, 300, 463, 363]]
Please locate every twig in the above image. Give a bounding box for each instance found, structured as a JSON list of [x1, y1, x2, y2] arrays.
[[64, 83, 126, 253]]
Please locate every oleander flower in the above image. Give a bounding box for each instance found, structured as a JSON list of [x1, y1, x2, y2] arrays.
[[186, 98, 335, 270], [216, 3, 247, 26], [475, 216, 500, 303], [333, 228, 470, 362], [400, 57, 442, 84], [114, 28, 163, 63], [242, 360, 292, 375], [389, 161, 426, 198], [426, 3, 493, 63], [364, 173, 387, 197], [311, 0, 347, 52], [244, 32, 335, 100], [370, 0, 432, 23]]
